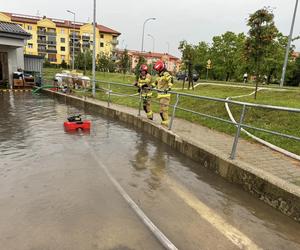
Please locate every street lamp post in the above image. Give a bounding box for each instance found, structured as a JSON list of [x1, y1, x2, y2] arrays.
[[166, 42, 170, 54], [141, 17, 156, 52], [147, 34, 155, 52], [121, 39, 125, 49], [67, 10, 76, 71], [92, 0, 96, 97], [280, 0, 299, 87]]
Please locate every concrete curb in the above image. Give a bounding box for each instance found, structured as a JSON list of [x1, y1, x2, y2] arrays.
[[43, 90, 300, 223]]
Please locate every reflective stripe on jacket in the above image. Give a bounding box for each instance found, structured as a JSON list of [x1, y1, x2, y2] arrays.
[[156, 71, 173, 91], [138, 73, 153, 96]]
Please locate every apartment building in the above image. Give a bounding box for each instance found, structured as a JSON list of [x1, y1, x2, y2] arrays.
[[292, 51, 300, 61], [0, 12, 121, 65], [117, 50, 181, 73]]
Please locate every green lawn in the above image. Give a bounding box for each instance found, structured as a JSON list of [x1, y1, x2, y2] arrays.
[[42, 68, 300, 155], [42, 68, 136, 85]]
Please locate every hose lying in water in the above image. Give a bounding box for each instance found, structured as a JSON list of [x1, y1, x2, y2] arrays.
[[32, 85, 58, 94]]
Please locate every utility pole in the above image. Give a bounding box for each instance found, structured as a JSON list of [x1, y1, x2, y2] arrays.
[[147, 34, 155, 52], [92, 0, 96, 97], [67, 10, 76, 71], [280, 0, 299, 87]]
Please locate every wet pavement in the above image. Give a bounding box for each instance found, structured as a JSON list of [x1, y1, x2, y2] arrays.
[[1, 92, 300, 250]]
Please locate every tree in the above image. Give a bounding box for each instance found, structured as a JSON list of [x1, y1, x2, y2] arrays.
[[119, 49, 130, 75], [97, 53, 116, 73], [74, 52, 84, 70], [260, 33, 289, 84], [193, 42, 210, 79], [210, 32, 246, 81], [179, 40, 196, 90], [245, 7, 278, 98], [287, 57, 300, 86], [43, 58, 52, 68], [60, 60, 68, 69], [97, 53, 109, 72], [74, 50, 93, 72]]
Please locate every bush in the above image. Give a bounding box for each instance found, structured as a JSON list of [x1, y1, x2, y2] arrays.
[[60, 60, 68, 69]]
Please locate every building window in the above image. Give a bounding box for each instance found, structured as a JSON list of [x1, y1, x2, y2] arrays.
[[61, 55, 65, 61], [28, 43, 33, 49], [100, 34, 104, 39], [27, 25, 32, 30], [61, 29, 65, 34], [100, 42, 104, 47], [61, 46, 65, 51], [60, 38, 65, 43]]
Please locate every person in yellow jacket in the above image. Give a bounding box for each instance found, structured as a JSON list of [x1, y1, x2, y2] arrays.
[[153, 60, 173, 127], [134, 64, 155, 120]]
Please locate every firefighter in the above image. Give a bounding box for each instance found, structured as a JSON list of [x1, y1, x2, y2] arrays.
[[153, 60, 173, 127], [134, 64, 155, 120]]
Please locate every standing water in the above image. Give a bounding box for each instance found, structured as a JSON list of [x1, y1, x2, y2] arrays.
[[1, 92, 300, 250]]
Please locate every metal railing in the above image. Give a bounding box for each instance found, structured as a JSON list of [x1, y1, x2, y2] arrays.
[[44, 77, 300, 160]]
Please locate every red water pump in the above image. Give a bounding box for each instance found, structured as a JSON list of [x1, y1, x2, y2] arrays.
[[64, 115, 91, 131]]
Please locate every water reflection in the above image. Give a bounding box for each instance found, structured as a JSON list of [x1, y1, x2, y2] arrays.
[[131, 134, 166, 191]]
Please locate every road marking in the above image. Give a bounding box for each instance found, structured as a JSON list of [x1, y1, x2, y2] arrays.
[[166, 177, 261, 250], [85, 142, 178, 250]]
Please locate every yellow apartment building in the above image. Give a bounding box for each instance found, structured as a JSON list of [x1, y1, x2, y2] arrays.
[[0, 12, 121, 65]]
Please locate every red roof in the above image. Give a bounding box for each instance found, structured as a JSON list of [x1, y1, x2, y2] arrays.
[[121, 50, 180, 61], [96, 24, 120, 35], [292, 51, 300, 58], [2, 12, 120, 35]]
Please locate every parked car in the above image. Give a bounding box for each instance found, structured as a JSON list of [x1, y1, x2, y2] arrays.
[[176, 71, 199, 82]]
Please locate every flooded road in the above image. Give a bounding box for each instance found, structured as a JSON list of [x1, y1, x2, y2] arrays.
[[1, 92, 300, 250]]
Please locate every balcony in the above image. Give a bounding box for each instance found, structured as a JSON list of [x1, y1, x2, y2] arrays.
[[47, 32, 57, 36], [47, 40, 57, 45], [111, 39, 119, 46], [82, 41, 91, 45], [38, 47, 47, 53], [70, 33, 80, 38], [82, 35, 90, 40], [70, 37, 80, 42], [69, 41, 81, 47], [47, 48, 57, 53], [37, 39, 47, 44], [37, 30, 47, 36]]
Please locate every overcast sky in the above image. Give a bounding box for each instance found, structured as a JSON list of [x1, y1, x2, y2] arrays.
[[2, 0, 299, 57]]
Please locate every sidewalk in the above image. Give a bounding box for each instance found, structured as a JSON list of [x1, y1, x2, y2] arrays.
[[86, 97, 300, 189], [172, 118, 300, 187]]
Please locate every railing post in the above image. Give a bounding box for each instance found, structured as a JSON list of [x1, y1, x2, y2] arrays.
[[138, 92, 142, 116], [230, 104, 246, 160], [107, 83, 111, 107], [169, 93, 179, 130]]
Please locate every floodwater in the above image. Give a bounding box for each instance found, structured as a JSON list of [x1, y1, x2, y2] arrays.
[[1, 92, 300, 250]]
